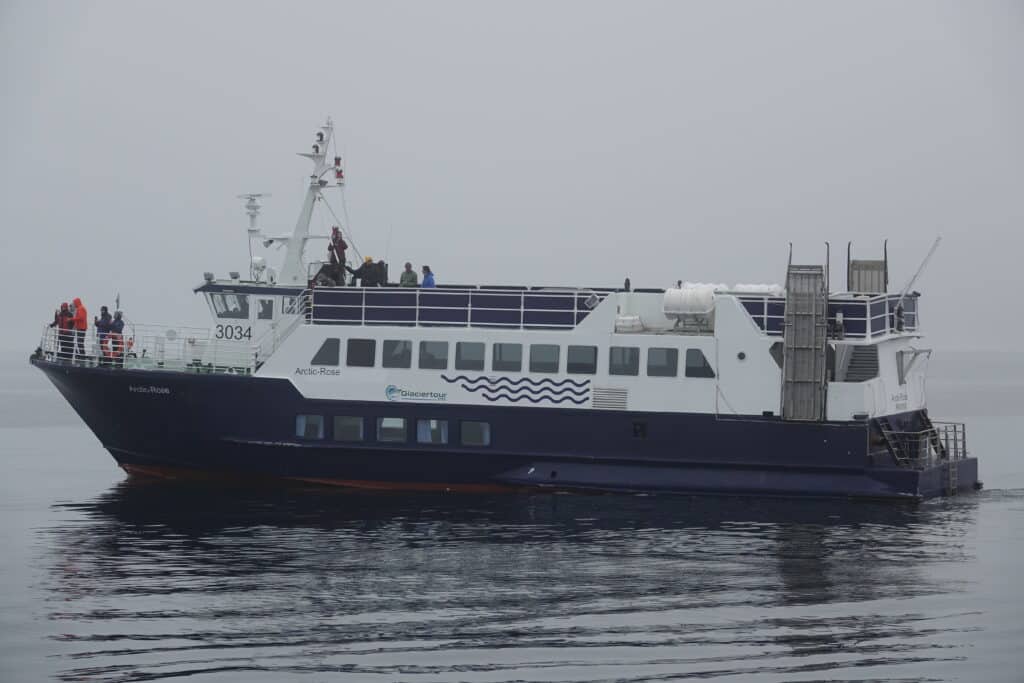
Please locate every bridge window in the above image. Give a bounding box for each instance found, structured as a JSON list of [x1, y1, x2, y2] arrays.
[[333, 416, 363, 441], [311, 338, 340, 366], [210, 293, 249, 320], [383, 340, 412, 368], [609, 346, 640, 376], [647, 348, 678, 377], [377, 417, 407, 442], [416, 419, 449, 444], [419, 341, 449, 370], [492, 343, 522, 372], [685, 349, 715, 378], [567, 345, 597, 374], [530, 344, 560, 373], [257, 299, 274, 320], [461, 421, 491, 446], [346, 339, 376, 367], [455, 342, 485, 371], [295, 415, 324, 439]]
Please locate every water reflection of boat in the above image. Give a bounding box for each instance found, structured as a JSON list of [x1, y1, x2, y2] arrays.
[[45, 481, 980, 682]]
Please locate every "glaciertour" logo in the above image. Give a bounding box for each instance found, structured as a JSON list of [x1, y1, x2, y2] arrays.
[[385, 385, 447, 402]]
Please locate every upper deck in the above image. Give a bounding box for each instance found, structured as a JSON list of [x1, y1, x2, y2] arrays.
[[308, 285, 613, 329]]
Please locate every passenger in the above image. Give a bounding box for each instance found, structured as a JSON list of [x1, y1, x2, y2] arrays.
[[110, 311, 126, 367], [399, 262, 418, 287], [346, 256, 377, 287], [94, 306, 113, 366], [376, 260, 388, 286], [71, 297, 88, 362], [49, 302, 74, 360], [327, 226, 348, 283], [421, 265, 436, 288]]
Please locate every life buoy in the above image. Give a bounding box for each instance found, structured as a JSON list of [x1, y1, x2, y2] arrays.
[[109, 332, 124, 357]]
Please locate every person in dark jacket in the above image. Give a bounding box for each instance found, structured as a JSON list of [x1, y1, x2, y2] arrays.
[[327, 226, 348, 284], [346, 257, 379, 287], [94, 306, 113, 366], [49, 302, 74, 361], [109, 311, 126, 367]]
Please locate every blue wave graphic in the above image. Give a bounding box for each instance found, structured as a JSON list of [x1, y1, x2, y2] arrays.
[[441, 374, 591, 405], [442, 375, 590, 389], [459, 383, 589, 398], [481, 391, 589, 405]]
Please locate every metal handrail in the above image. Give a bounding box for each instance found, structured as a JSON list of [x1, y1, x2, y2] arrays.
[[306, 285, 605, 330], [872, 421, 967, 468], [37, 323, 258, 374]]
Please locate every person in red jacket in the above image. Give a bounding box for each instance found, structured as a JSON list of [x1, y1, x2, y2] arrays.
[[71, 297, 88, 361]]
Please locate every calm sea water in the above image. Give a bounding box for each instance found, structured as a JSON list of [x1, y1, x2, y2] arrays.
[[1, 351, 1022, 682]]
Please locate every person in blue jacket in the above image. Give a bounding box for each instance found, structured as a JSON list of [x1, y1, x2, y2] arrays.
[[421, 265, 436, 288]]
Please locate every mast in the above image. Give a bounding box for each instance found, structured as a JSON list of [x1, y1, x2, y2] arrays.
[[278, 118, 343, 284]]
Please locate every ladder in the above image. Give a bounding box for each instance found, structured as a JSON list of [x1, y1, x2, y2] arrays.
[[947, 459, 959, 496], [875, 416, 910, 465], [781, 265, 828, 421]]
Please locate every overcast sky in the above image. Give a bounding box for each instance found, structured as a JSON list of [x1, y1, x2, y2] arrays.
[[2, 1, 1022, 352]]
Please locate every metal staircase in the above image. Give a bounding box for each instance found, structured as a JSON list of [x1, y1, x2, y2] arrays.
[[844, 345, 879, 382], [781, 264, 828, 421]]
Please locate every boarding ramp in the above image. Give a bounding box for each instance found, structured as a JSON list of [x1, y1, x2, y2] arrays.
[[780, 265, 828, 421]]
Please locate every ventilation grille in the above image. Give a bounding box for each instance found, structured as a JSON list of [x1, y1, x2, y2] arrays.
[[592, 387, 628, 410]]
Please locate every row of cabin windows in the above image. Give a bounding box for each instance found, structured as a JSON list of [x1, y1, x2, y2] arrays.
[[210, 294, 300, 320], [295, 415, 491, 446], [312, 338, 715, 378]]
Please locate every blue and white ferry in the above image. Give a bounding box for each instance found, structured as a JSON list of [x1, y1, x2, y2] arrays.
[[31, 119, 979, 500]]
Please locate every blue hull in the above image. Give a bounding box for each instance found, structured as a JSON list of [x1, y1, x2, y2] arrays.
[[31, 357, 978, 500]]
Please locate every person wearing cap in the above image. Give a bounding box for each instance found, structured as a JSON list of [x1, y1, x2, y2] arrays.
[[399, 262, 418, 287], [346, 256, 379, 287]]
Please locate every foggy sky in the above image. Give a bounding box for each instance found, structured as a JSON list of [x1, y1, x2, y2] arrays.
[[2, 1, 1022, 353]]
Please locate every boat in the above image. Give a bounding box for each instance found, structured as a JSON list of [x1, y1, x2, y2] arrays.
[[30, 119, 979, 500]]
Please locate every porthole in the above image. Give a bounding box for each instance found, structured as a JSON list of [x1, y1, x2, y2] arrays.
[[737, 351, 747, 361]]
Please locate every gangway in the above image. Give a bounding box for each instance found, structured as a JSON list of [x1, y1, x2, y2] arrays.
[[780, 264, 828, 421]]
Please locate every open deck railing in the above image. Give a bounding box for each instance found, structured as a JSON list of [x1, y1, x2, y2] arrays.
[[872, 420, 967, 468], [739, 292, 919, 340], [307, 286, 609, 330], [38, 323, 258, 374]]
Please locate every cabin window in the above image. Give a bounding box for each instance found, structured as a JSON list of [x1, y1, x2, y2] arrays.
[[346, 339, 376, 367], [647, 348, 678, 377], [333, 416, 363, 441], [419, 341, 449, 370], [210, 293, 249, 320], [566, 345, 598, 374], [461, 421, 491, 446], [295, 415, 324, 439], [377, 417, 407, 442], [311, 338, 340, 366], [609, 346, 640, 376], [416, 419, 449, 444], [492, 343, 522, 372], [283, 296, 299, 315], [257, 298, 274, 320], [529, 344, 560, 373], [383, 340, 412, 368], [455, 342, 485, 371], [685, 348, 716, 378]]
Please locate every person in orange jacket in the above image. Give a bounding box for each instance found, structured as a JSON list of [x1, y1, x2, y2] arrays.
[[72, 297, 88, 360]]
